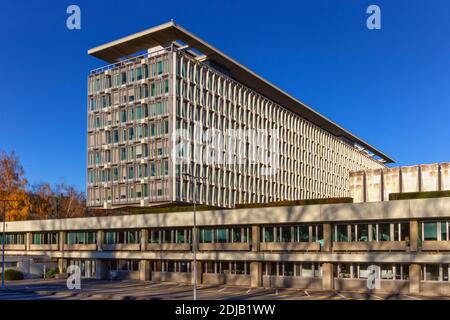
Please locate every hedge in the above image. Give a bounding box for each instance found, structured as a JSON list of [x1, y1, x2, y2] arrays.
[[389, 190, 450, 201], [1, 269, 24, 281]]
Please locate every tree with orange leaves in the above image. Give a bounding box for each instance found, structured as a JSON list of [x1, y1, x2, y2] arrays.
[[0, 151, 31, 221]]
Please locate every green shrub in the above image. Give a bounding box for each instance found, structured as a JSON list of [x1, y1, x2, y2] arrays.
[[389, 190, 450, 201], [45, 268, 59, 278], [1, 269, 24, 281]]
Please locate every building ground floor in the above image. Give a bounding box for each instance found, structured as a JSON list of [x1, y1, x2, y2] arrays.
[[49, 257, 450, 297]]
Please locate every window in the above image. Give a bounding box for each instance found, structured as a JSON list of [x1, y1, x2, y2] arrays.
[[164, 79, 169, 93], [424, 222, 438, 241], [32, 232, 58, 245], [301, 226, 311, 242], [109, 260, 139, 272], [201, 229, 213, 243], [336, 263, 409, 280], [66, 232, 96, 245], [120, 110, 127, 123], [105, 230, 139, 244], [232, 228, 241, 243], [336, 225, 348, 242], [149, 230, 160, 244], [357, 224, 369, 242], [216, 228, 227, 243], [378, 224, 391, 241], [424, 264, 440, 281], [0, 233, 25, 245], [157, 61, 163, 74], [263, 227, 274, 242], [280, 226, 291, 242]]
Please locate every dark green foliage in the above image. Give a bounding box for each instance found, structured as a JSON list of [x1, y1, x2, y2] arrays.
[[389, 191, 450, 201], [2, 269, 24, 280]]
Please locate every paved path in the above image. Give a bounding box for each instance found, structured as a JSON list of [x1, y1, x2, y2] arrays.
[[0, 279, 443, 300]]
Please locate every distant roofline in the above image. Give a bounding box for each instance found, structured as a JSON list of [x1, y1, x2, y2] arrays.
[[88, 21, 395, 163]]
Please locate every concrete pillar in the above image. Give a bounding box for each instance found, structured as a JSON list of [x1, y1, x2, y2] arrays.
[[409, 264, 421, 295], [191, 260, 202, 285], [58, 258, 67, 274], [192, 227, 199, 252], [97, 230, 104, 251], [410, 220, 419, 252], [59, 231, 66, 251], [250, 261, 262, 287], [322, 223, 332, 252], [95, 259, 107, 280], [25, 232, 32, 251], [322, 262, 334, 290], [139, 260, 151, 281], [140, 229, 148, 251], [251, 226, 260, 252]]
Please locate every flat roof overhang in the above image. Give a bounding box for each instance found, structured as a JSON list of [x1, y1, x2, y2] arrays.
[[88, 21, 394, 163]]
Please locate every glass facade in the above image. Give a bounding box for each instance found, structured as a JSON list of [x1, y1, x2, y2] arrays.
[[335, 263, 409, 280], [32, 232, 58, 245], [261, 225, 323, 244], [66, 232, 96, 245], [263, 262, 322, 278], [334, 222, 409, 242], [0, 233, 25, 245], [203, 261, 250, 275], [105, 230, 140, 244], [199, 227, 250, 243], [148, 228, 191, 244]]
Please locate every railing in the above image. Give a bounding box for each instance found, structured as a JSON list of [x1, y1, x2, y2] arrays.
[[89, 47, 172, 76]]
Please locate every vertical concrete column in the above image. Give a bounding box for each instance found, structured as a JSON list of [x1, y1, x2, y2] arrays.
[[59, 231, 66, 252], [191, 260, 203, 285], [409, 263, 421, 295], [97, 230, 104, 251], [192, 227, 199, 252], [57, 258, 67, 274], [322, 262, 334, 290], [139, 260, 151, 281], [250, 261, 262, 288], [95, 259, 107, 280], [141, 229, 148, 251], [25, 232, 32, 251], [410, 220, 419, 252], [251, 225, 260, 252], [322, 223, 332, 252]]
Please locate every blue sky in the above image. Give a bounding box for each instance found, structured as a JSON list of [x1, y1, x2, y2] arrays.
[[1, 0, 449, 192]]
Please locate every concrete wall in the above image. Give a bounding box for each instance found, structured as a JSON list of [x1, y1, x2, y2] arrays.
[[334, 279, 409, 294], [420, 282, 450, 296], [151, 271, 192, 284], [350, 162, 450, 202], [260, 242, 320, 252], [203, 273, 226, 285], [332, 241, 407, 252], [262, 276, 322, 290], [224, 274, 251, 286], [112, 270, 139, 280]]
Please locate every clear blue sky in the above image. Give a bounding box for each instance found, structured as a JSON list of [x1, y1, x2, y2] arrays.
[[1, 0, 449, 192]]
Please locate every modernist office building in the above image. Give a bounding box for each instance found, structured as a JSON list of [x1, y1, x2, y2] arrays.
[[86, 21, 393, 209]]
